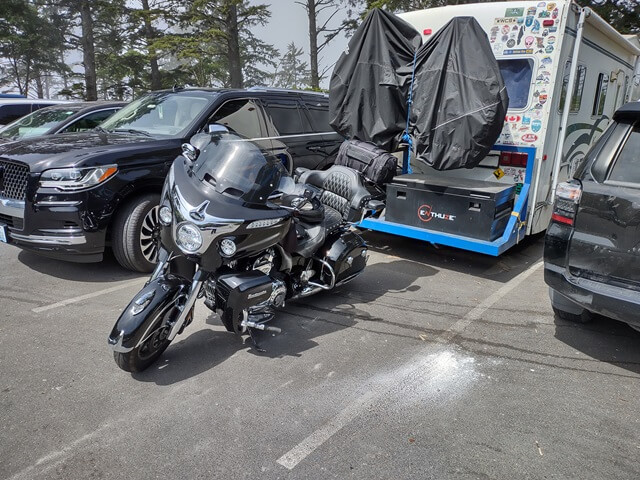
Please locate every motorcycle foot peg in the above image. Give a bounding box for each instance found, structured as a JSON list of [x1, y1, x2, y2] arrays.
[[241, 320, 281, 334], [203, 298, 216, 312]]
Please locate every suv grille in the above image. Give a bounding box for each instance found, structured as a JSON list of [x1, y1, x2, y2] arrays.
[[0, 159, 29, 201]]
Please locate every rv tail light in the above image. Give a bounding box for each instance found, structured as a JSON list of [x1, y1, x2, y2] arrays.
[[423, 28, 432, 35], [499, 152, 528, 168], [551, 182, 582, 226], [499, 151, 512, 166], [512, 152, 528, 167]]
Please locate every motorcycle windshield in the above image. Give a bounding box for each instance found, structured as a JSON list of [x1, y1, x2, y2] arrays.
[[191, 133, 285, 204]]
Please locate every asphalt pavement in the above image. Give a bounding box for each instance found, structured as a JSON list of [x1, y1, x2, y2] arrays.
[[1, 232, 639, 480]]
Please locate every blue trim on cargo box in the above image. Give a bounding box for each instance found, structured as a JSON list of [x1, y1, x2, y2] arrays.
[[359, 145, 536, 256]]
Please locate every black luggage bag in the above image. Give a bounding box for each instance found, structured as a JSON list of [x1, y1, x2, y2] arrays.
[[334, 140, 398, 187]]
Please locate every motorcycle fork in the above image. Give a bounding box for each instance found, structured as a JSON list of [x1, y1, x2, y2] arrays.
[[167, 269, 204, 341]]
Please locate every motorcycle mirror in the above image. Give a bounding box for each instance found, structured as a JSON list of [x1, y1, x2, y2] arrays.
[[208, 123, 229, 134], [181, 143, 199, 163]]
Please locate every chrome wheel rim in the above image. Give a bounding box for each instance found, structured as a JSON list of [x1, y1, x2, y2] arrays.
[[140, 206, 160, 263]]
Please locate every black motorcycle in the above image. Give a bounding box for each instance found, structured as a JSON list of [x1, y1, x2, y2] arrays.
[[108, 131, 382, 372]]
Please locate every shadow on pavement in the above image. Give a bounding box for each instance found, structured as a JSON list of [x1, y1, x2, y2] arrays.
[[554, 314, 640, 375], [132, 259, 421, 385], [17, 249, 142, 282], [361, 229, 544, 284]]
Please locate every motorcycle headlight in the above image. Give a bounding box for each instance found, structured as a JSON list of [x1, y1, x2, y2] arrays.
[[159, 205, 172, 226], [40, 165, 118, 191], [219, 238, 236, 257], [176, 223, 202, 253]]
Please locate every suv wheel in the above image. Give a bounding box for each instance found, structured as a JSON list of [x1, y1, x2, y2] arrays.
[[112, 193, 161, 272]]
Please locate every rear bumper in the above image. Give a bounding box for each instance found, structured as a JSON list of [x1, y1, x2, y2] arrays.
[[544, 263, 640, 327]]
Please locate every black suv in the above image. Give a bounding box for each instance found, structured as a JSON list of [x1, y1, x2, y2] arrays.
[[0, 88, 342, 271], [544, 102, 640, 331]]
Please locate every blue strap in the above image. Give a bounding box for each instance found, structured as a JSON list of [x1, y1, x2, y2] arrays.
[[402, 50, 418, 175]]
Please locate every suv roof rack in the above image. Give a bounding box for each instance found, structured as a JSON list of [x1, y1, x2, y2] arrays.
[[247, 87, 327, 97]]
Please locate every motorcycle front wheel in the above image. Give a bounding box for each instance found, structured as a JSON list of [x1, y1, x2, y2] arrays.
[[113, 307, 178, 372]]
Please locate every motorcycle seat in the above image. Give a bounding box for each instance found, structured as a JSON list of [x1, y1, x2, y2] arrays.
[[293, 205, 342, 257], [297, 166, 373, 223]]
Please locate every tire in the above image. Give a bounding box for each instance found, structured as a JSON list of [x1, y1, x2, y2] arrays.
[[113, 326, 171, 373], [549, 287, 591, 323], [112, 193, 161, 272], [113, 306, 177, 372], [552, 306, 591, 323]]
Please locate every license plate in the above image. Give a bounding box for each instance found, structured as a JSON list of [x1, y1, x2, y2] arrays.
[[0, 224, 7, 243]]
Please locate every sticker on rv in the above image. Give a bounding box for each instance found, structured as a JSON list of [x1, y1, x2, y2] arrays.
[[531, 120, 542, 133], [505, 7, 524, 17], [521, 134, 538, 142], [504, 49, 534, 55], [496, 17, 518, 24], [493, 168, 505, 180]]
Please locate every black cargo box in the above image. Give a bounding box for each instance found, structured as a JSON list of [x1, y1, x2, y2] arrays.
[[385, 175, 516, 241]]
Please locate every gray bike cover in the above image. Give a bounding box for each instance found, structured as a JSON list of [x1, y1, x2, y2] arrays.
[[329, 8, 509, 171]]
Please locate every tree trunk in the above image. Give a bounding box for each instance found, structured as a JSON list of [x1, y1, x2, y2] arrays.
[[308, 0, 319, 90], [226, 2, 243, 88], [79, 0, 98, 100], [35, 73, 44, 98], [141, 0, 161, 90]]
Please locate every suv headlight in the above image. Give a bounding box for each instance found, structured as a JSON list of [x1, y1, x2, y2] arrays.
[[40, 165, 118, 191], [176, 223, 202, 253]]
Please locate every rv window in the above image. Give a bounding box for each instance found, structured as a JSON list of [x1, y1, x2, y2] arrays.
[[497, 59, 533, 109], [592, 73, 609, 116], [559, 62, 587, 113]]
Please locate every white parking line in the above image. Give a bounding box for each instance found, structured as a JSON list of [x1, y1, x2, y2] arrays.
[[31, 278, 144, 313], [276, 261, 544, 470]]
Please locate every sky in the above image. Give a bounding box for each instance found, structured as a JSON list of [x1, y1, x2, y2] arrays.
[[251, 0, 351, 88]]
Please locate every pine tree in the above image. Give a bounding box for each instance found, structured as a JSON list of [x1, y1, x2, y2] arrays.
[[273, 42, 310, 89], [297, 0, 347, 89], [157, 0, 278, 88]]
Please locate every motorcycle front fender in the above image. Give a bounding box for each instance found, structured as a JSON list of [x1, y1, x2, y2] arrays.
[[108, 274, 191, 353]]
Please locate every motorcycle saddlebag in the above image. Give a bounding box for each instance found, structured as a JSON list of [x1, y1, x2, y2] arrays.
[[334, 139, 398, 187]]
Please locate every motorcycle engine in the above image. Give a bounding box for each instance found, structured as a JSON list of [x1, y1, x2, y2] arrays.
[[252, 249, 275, 275]]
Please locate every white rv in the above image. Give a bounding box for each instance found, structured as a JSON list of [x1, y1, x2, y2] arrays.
[[360, 1, 640, 255]]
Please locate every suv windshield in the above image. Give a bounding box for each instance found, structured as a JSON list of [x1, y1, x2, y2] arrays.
[[191, 133, 286, 204], [101, 92, 214, 137], [0, 107, 79, 140]]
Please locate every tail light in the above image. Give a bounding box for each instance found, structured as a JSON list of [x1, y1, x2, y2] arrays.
[[499, 151, 528, 168], [551, 182, 582, 226]]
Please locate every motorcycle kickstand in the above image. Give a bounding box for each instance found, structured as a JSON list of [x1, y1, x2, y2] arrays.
[[247, 328, 266, 353]]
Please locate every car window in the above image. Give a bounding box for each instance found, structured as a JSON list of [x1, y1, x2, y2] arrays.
[[497, 59, 533, 110], [303, 101, 330, 132], [0, 107, 78, 140], [0, 104, 35, 125], [63, 109, 119, 133], [208, 99, 263, 139], [607, 126, 640, 185], [263, 101, 304, 135], [101, 93, 213, 137]]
